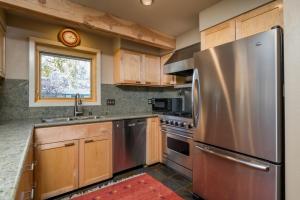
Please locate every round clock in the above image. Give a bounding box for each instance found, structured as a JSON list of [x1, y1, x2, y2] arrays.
[[58, 28, 81, 47]]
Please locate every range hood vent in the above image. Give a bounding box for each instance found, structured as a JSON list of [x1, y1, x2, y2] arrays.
[[164, 43, 200, 76]]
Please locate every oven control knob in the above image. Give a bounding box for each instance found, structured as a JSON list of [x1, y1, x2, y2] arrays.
[[160, 119, 166, 124], [177, 122, 182, 127], [174, 121, 179, 126], [188, 123, 194, 129], [183, 122, 187, 127], [166, 120, 170, 125], [170, 120, 174, 125]]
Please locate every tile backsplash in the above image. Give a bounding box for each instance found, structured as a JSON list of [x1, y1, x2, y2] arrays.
[[0, 79, 179, 121]]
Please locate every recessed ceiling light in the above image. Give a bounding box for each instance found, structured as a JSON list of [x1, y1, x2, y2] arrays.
[[140, 0, 154, 6]]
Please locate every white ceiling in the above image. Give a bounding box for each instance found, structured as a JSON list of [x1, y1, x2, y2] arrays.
[[70, 0, 221, 37]]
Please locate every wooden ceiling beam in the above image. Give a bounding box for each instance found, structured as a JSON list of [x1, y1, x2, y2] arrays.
[[0, 0, 176, 50]]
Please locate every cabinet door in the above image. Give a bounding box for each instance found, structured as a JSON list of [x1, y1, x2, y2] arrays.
[[0, 26, 5, 78], [146, 117, 161, 165], [200, 20, 236, 50], [121, 50, 142, 84], [160, 53, 175, 86], [16, 142, 34, 200], [143, 54, 161, 85], [79, 136, 112, 187], [236, 1, 283, 40], [35, 140, 79, 200]]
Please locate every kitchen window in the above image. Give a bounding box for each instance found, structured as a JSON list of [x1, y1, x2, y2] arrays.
[[29, 38, 101, 107]]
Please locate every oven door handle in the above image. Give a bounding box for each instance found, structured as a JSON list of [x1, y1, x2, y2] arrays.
[[192, 68, 201, 128], [161, 130, 193, 140], [195, 145, 270, 171]]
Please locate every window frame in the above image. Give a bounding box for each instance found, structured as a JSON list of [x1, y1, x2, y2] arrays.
[[29, 37, 101, 107]]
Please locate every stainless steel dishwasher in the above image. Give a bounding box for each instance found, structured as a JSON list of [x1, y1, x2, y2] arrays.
[[113, 118, 146, 173]]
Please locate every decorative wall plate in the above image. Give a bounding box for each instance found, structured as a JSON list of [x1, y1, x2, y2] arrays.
[[58, 28, 81, 47]]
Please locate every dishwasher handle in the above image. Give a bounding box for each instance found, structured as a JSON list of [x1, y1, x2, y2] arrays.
[[127, 123, 136, 127]]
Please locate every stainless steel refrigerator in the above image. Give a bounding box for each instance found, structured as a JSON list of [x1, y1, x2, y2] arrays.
[[192, 28, 283, 200]]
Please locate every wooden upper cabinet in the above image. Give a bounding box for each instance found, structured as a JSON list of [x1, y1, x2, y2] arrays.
[[35, 140, 79, 200], [146, 117, 161, 165], [114, 49, 142, 84], [201, 20, 236, 50], [143, 54, 161, 85], [236, 0, 283, 40], [114, 49, 166, 86], [160, 53, 175, 86], [79, 136, 112, 187]]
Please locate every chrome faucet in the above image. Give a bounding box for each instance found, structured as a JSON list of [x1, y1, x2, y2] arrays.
[[74, 93, 83, 117]]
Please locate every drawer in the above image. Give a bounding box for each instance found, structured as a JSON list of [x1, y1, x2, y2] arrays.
[[35, 122, 112, 144], [192, 142, 281, 200]]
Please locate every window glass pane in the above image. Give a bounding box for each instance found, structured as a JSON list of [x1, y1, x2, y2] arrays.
[[40, 52, 92, 99]]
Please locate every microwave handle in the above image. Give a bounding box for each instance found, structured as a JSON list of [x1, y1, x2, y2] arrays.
[[192, 68, 201, 128]]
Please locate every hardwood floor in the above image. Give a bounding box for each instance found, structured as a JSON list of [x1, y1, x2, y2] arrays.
[[49, 164, 195, 200]]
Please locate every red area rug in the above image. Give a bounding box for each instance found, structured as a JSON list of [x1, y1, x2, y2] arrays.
[[71, 173, 183, 200]]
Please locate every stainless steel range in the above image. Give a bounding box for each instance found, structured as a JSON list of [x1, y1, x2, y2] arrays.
[[160, 114, 195, 179]]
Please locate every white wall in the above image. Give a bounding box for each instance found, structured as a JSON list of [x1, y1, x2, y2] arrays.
[[283, 0, 300, 199], [199, 0, 273, 31], [175, 28, 200, 50], [5, 15, 115, 84]]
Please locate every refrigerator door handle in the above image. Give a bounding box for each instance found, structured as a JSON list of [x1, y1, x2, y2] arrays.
[[192, 68, 201, 128], [195, 145, 270, 172]]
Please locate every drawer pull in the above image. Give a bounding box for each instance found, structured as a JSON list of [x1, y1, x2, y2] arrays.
[[21, 188, 34, 200], [85, 139, 94, 143], [195, 145, 270, 172], [23, 162, 35, 172], [136, 81, 141, 83], [65, 142, 75, 147], [145, 81, 152, 84]]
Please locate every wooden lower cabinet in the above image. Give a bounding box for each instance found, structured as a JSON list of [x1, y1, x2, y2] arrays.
[[146, 117, 161, 165], [79, 136, 112, 187], [16, 141, 34, 200], [35, 140, 79, 200], [34, 122, 113, 200]]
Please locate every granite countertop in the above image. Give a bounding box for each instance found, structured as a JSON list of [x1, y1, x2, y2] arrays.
[[0, 113, 157, 200]]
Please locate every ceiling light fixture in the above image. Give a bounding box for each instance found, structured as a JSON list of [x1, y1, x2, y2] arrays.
[[140, 0, 154, 6]]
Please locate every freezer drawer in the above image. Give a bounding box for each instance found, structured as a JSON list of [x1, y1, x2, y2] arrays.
[[193, 142, 281, 200]]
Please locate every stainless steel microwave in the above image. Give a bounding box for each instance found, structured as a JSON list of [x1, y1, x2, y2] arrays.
[[151, 98, 182, 113]]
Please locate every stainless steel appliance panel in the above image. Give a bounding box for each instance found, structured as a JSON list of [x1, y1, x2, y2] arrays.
[[193, 29, 283, 163], [152, 98, 183, 113], [162, 129, 193, 170], [113, 119, 146, 173], [193, 142, 281, 200]]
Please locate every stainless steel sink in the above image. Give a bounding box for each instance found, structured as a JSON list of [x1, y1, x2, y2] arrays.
[[41, 115, 104, 123]]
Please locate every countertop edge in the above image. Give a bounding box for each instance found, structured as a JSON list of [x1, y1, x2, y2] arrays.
[[34, 114, 158, 128], [11, 127, 34, 200]]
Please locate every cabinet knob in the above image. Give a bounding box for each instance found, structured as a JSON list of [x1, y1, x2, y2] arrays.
[[85, 139, 94, 143], [64, 142, 75, 147]]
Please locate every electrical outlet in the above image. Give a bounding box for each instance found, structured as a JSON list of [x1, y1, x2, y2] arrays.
[[106, 99, 115, 105], [148, 99, 153, 104]]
